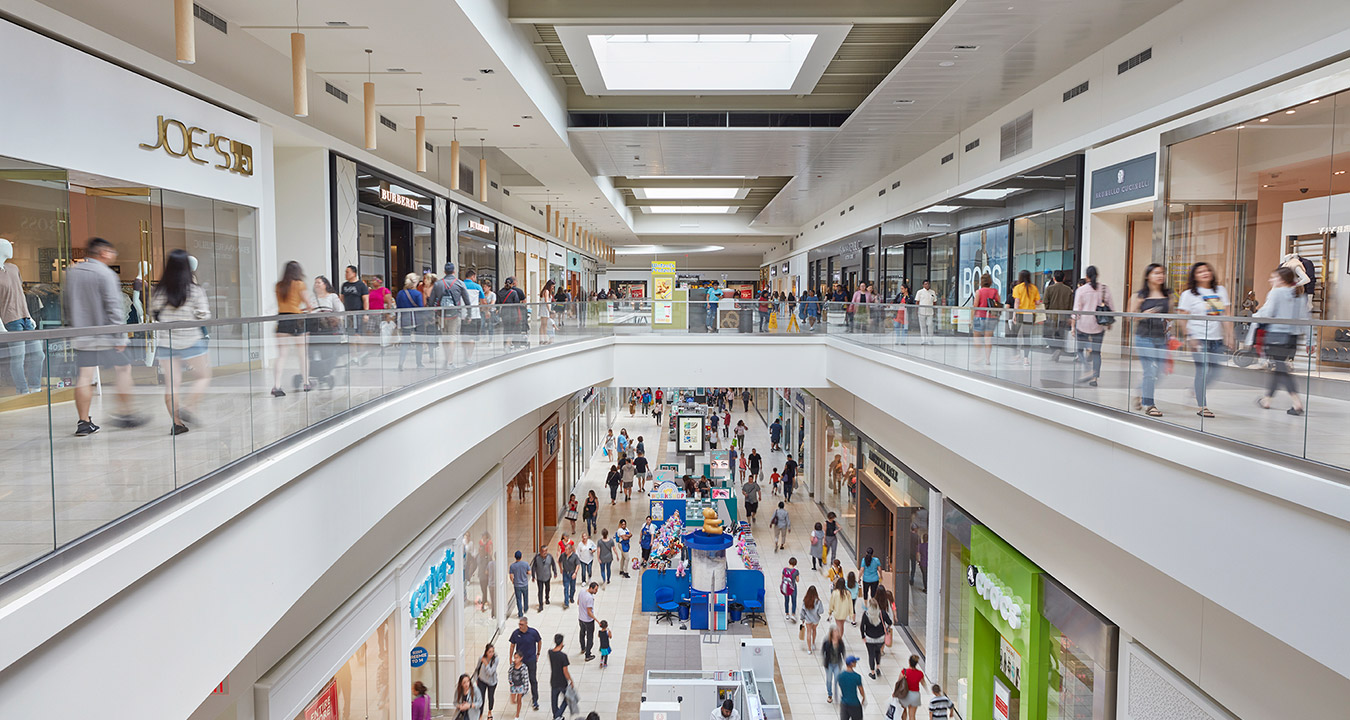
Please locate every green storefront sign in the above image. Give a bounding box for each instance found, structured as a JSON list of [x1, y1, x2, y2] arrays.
[[964, 525, 1047, 720]]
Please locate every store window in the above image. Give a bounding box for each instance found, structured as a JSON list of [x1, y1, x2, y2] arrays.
[[1011, 208, 1069, 290], [297, 613, 396, 720], [462, 498, 503, 664], [859, 440, 931, 655], [958, 223, 1010, 305], [458, 211, 499, 290], [820, 409, 859, 556], [410, 558, 460, 714], [0, 155, 259, 334], [1163, 89, 1350, 326], [353, 169, 435, 292]]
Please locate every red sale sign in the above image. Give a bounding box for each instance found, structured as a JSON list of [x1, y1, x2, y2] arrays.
[[304, 681, 339, 720], [993, 677, 1011, 720]]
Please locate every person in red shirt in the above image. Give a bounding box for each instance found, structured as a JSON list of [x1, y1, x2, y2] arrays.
[[972, 273, 1001, 366], [899, 654, 925, 720]]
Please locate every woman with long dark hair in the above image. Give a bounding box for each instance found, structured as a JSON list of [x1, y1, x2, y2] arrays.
[[972, 273, 1001, 365], [1249, 266, 1308, 414], [539, 279, 556, 344], [1128, 264, 1172, 417], [151, 249, 212, 434], [308, 275, 343, 390], [1072, 265, 1114, 386], [272, 260, 311, 396], [454, 673, 483, 720], [1178, 261, 1232, 418], [1008, 268, 1040, 366]]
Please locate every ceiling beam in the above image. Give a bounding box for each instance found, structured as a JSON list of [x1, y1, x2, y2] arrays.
[[508, 0, 951, 24]]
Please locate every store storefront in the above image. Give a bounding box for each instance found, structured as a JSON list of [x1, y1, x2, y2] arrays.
[[940, 503, 1118, 720], [879, 156, 1083, 307], [856, 439, 933, 656], [808, 227, 880, 295], [1159, 84, 1350, 350], [0, 19, 263, 368], [566, 386, 615, 495], [457, 209, 500, 290], [258, 475, 505, 720], [350, 165, 436, 291]]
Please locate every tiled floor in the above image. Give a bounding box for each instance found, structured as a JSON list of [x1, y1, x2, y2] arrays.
[[508, 399, 930, 720]]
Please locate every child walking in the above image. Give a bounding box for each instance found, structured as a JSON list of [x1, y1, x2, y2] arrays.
[[508, 652, 528, 719], [810, 522, 824, 570], [598, 619, 613, 668], [770, 467, 781, 495]]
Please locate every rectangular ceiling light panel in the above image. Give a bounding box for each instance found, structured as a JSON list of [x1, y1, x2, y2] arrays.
[[644, 206, 737, 214], [635, 188, 745, 200], [559, 25, 851, 96]]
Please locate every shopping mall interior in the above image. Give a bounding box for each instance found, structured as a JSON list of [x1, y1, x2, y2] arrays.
[[1, 1, 1350, 719]]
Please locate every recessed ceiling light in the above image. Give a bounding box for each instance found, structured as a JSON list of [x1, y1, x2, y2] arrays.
[[1285, 109, 1296, 115], [462, 77, 478, 82], [1235, 125, 1245, 129], [1311, 99, 1320, 104], [1258, 117, 1269, 122], [1263, 184, 1272, 187], [939, 61, 955, 67]]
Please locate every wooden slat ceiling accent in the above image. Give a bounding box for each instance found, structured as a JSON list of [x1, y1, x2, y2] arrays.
[[536, 22, 937, 101]]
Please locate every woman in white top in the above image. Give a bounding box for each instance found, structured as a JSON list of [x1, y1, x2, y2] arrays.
[[539, 279, 555, 344], [151, 249, 212, 435], [575, 532, 597, 583], [1248, 266, 1308, 415], [1176, 262, 1232, 418]]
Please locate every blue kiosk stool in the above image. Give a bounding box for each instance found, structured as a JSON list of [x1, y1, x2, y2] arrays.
[[686, 524, 734, 631]]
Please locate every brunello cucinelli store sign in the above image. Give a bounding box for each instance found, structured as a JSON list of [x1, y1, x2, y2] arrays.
[[1090, 153, 1155, 209], [139, 115, 254, 176]]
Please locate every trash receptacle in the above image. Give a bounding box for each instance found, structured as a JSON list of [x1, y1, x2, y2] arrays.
[[729, 603, 744, 622], [678, 603, 691, 622]]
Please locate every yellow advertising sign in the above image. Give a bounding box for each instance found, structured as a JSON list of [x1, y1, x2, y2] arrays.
[[651, 260, 677, 274]]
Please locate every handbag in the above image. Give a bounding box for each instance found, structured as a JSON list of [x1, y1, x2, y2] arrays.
[[884, 631, 893, 648], [1164, 336, 1182, 374], [799, 623, 806, 640]]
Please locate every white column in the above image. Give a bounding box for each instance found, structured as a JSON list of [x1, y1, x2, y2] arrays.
[[925, 489, 946, 685]]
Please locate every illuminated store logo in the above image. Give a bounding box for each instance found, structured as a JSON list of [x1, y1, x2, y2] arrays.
[[380, 187, 420, 211], [468, 218, 495, 234], [410, 547, 455, 632], [139, 115, 253, 176], [967, 564, 1024, 630]]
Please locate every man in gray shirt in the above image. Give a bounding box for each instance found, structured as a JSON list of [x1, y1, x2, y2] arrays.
[[531, 545, 557, 611], [509, 550, 531, 618], [427, 262, 470, 368], [65, 237, 145, 436], [558, 545, 580, 610], [741, 478, 762, 524], [770, 502, 791, 551]]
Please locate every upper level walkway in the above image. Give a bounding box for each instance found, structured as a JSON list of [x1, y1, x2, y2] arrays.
[[0, 300, 1347, 719]]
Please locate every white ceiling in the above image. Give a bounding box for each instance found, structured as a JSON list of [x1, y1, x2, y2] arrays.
[[752, 0, 1183, 226]]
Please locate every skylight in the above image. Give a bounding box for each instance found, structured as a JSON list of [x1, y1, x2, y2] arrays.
[[644, 206, 737, 214], [923, 205, 962, 213], [959, 188, 1018, 201], [635, 188, 743, 200], [588, 33, 818, 92]]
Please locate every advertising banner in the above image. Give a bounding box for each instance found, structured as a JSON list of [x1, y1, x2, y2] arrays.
[[677, 415, 704, 453], [958, 224, 1009, 307], [652, 261, 676, 326], [303, 681, 338, 720]]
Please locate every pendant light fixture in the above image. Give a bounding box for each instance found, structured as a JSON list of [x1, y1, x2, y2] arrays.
[[545, 197, 552, 234], [479, 138, 488, 203], [363, 49, 376, 150], [291, 0, 308, 116], [415, 88, 426, 172], [175, 0, 195, 64], [450, 117, 461, 191]]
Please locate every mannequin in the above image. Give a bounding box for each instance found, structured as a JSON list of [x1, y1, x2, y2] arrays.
[[0, 239, 46, 394]]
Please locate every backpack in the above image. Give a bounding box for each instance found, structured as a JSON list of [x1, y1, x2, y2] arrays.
[[780, 568, 797, 596], [438, 278, 460, 308]]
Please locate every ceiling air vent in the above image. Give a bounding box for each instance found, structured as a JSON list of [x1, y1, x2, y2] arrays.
[[848, 205, 855, 212], [941, 152, 955, 165], [502, 187, 510, 196], [1118, 47, 1152, 75], [891, 180, 902, 190], [1000, 111, 1033, 161], [491, 181, 500, 190], [193, 4, 227, 34], [965, 138, 980, 152], [839, 210, 846, 216], [1063, 81, 1090, 102], [878, 189, 886, 197], [425, 142, 434, 153], [952, 45, 980, 51], [379, 115, 397, 131], [324, 83, 348, 103]]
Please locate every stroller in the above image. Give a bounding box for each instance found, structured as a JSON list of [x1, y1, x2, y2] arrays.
[[307, 311, 343, 390]]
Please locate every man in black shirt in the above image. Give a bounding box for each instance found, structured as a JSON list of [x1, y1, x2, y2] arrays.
[[340, 265, 369, 312], [634, 450, 649, 493], [782, 454, 798, 503], [549, 633, 572, 720], [509, 616, 543, 710], [748, 448, 762, 481]]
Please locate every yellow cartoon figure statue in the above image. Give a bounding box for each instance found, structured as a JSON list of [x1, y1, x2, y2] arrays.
[[701, 507, 723, 535]]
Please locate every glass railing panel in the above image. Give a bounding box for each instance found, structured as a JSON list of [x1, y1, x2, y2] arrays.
[[0, 335, 54, 575], [164, 320, 257, 486], [48, 328, 177, 547]]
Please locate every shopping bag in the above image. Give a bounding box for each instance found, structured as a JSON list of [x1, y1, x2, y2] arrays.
[[799, 624, 806, 641], [1164, 336, 1183, 374]]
